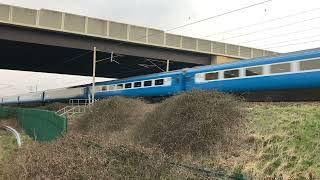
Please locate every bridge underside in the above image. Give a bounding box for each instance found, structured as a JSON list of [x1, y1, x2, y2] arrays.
[[0, 39, 199, 78], [0, 24, 211, 78]]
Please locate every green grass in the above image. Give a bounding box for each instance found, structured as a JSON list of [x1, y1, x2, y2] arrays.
[[1, 101, 320, 179], [248, 104, 320, 179], [0, 130, 19, 161], [0, 118, 31, 162]]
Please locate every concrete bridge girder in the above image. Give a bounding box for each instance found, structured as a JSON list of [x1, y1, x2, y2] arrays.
[[0, 4, 278, 62]]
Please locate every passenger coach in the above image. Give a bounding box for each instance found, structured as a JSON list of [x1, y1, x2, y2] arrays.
[[186, 49, 320, 93], [91, 70, 184, 99], [2, 48, 320, 105]]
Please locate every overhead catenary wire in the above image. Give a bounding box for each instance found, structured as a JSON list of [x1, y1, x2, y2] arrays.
[[1, 50, 92, 74], [201, 7, 320, 38], [95, 0, 272, 56], [41, 57, 167, 87], [61, 79, 108, 86], [61, 51, 92, 64], [165, 0, 272, 32], [221, 16, 320, 41], [265, 39, 320, 50], [110, 66, 161, 78], [0, 0, 272, 71], [5, 50, 94, 84], [8, 54, 164, 90], [96, 54, 121, 63], [94, 58, 171, 78], [257, 33, 320, 48], [144, 59, 165, 72], [9, 0, 315, 93], [2, 0, 272, 84], [25, 64, 163, 92], [27, 51, 92, 83], [237, 26, 320, 44]]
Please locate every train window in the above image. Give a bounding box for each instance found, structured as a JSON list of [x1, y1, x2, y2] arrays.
[[155, 79, 164, 86], [205, 72, 219, 81], [246, 66, 263, 76], [134, 82, 142, 88], [117, 84, 123, 90], [109, 85, 116, 91], [125, 83, 132, 89], [271, 63, 290, 74], [300, 59, 320, 71], [102, 86, 108, 91], [144, 80, 152, 87], [224, 69, 239, 79]]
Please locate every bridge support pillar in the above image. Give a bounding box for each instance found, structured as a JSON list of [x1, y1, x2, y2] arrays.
[[210, 55, 240, 65]]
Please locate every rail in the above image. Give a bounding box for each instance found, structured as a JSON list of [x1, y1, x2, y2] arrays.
[[0, 125, 22, 147], [69, 99, 91, 106], [56, 106, 74, 116], [56, 99, 97, 118]]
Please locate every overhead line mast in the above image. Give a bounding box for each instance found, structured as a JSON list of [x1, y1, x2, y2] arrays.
[[92, 47, 97, 105]]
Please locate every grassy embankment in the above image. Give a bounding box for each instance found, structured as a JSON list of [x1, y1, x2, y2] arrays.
[[0, 118, 30, 162], [0, 130, 17, 161], [245, 103, 320, 179], [1, 93, 320, 179]]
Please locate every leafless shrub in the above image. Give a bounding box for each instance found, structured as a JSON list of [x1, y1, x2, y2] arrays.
[[0, 92, 248, 179], [135, 90, 246, 156], [0, 133, 172, 179], [73, 97, 147, 138]]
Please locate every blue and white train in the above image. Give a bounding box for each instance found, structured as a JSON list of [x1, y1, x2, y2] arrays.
[[1, 48, 320, 105]]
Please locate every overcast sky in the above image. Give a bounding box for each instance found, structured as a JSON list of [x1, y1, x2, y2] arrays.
[[1, 0, 320, 97]]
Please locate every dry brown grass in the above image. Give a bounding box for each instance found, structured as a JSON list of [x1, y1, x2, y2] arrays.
[[0, 133, 173, 180], [0, 117, 21, 131], [0, 118, 32, 163], [0, 93, 248, 179], [134, 90, 246, 156], [37, 102, 67, 112]]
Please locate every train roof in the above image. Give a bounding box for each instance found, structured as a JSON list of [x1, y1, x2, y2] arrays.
[[73, 48, 320, 86], [187, 48, 320, 73], [94, 70, 183, 85]]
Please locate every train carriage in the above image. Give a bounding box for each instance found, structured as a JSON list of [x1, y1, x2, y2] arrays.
[[91, 71, 185, 99], [2, 48, 320, 105], [18, 92, 44, 104], [185, 49, 320, 94], [1, 96, 19, 105], [44, 87, 86, 102]]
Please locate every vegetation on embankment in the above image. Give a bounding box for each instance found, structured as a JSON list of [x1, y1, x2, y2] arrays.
[[135, 91, 245, 156], [36, 102, 67, 111], [1, 92, 320, 179], [0, 92, 246, 179], [0, 130, 17, 162], [0, 118, 29, 162], [243, 103, 320, 179]]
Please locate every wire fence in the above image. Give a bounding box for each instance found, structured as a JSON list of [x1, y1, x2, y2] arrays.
[[0, 107, 67, 142]]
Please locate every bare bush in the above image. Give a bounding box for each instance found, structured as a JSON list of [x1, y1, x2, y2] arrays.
[[74, 97, 147, 137], [0, 133, 172, 179], [0, 93, 248, 179], [135, 90, 246, 156]]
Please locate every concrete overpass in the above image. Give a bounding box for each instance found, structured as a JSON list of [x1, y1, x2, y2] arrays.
[[0, 4, 277, 78]]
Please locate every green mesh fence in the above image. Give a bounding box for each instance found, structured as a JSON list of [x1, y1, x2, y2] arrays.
[[0, 107, 16, 118], [0, 107, 67, 142]]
